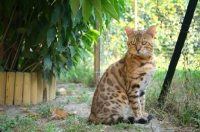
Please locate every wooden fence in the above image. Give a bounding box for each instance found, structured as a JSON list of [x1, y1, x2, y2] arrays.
[[0, 72, 56, 105]]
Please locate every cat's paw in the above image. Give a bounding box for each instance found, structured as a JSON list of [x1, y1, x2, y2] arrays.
[[137, 114, 154, 124], [127, 116, 135, 124], [138, 118, 148, 124]]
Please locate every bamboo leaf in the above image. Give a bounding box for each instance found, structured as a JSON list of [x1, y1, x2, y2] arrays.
[[69, 46, 76, 57], [41, 45, 49, 56], [90, 0, 101, 16], [35, 24, 49, 47], [21, 50, 38, 60], [58, 62, 67, 73], [91, 0, 103, 31], [82, 0, 92, 23], [44, 54, 52, 69], [17, 27, 26, 34], [25, 22, 32, 36], [70, 0, 80, 17], [72, 9, 82, 28], [94, 9, 103, 32], [53, 68, 59, 79], [63, 13, 69, 32], [79, 0, 84, 6], [101, 0, 119, 20], [47, 26, 57, 47], [56, 54, 68, 63], [51, 2, 61, 26], [114, 1, 120, 17]]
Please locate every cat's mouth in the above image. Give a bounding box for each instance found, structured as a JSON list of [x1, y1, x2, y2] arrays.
[[137, 50, 148, 55]]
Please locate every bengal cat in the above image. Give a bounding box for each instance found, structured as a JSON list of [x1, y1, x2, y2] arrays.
[[88, 25, 156, 125]]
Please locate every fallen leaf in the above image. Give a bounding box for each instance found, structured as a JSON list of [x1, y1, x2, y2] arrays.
[[50, 108, 68, 120]]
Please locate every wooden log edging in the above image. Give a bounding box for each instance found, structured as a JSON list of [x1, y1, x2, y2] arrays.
[[0, 72, 56, 105]]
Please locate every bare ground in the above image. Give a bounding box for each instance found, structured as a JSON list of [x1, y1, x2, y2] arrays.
[[0, 83, 196, 132]]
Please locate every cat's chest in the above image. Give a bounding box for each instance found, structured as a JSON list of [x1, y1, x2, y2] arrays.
[[128, 64, 156, 90], [139, 70, 155, 90]]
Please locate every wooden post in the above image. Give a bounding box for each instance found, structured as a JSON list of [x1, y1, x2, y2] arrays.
[[5, 72, 15, 105], [49, 74, 54, 101], [134, 0, 138, 30], [53, 76, 56, 99], [14, 72, 23, 105], [0, 72, 6, 104], [23, 73, 31, 105], [94, 20, 100, 86], [37, 73, 43, 103], [43, 79, 49, 102], [31, 72, 37, 104]]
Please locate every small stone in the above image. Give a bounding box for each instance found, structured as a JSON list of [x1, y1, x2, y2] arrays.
[[58, 88, 67, 95], [19, 107, 28, 111]]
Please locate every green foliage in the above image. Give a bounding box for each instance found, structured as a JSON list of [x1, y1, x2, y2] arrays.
[[59, 59, 94, 87], [147, 68, 200, 127], [45, 123, 62, 132], [0, 0, 125, 84], [0, 115, 19, 131], [101, 0, 200, 64], [37, 103, 52, 118], [64, 115, 103, 132], [0, 115, 35, 131], [113, 123, 143, 131]]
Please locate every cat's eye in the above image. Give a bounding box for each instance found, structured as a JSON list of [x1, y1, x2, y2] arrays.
[[131, 41, 136, 45], [141, 41, 147, 45]]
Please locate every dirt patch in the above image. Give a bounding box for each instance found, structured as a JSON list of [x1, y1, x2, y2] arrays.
[[0, 83, 192, 132]]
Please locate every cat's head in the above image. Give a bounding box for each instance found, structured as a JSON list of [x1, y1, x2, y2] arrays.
[[125, 25, 156, 56]]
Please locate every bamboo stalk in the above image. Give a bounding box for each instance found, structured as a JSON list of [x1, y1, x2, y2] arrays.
[[23, 73, 31, 105], [0, 4, 16, 46], [31, 72, 37, 104], [0, 72, 6, 104], [37, 73, 43, 103], [14, 72, 23, 105], [5, 72, 15, 105]]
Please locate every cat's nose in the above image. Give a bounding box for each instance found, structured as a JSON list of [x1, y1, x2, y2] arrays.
[[136, 48, 141, 54]]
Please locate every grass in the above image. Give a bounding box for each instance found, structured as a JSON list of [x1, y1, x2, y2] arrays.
[[66, 87, 92, 105], [59, 60, 95, 87], [0, 115, 38, 131], [0, 55, 196, 131], [58, 56, 200, 129], [146, 67, 200, 128]]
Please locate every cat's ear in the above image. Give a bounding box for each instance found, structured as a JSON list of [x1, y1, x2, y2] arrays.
[[146, 25, 156, 38], [125, 26, 134, 37]]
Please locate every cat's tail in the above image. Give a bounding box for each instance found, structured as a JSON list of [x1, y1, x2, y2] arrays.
[[88, 113, 154, 125]]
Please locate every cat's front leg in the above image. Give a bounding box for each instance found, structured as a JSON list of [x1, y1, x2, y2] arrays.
[[140, 90, 148, 118], [127, 84, 143, 118]]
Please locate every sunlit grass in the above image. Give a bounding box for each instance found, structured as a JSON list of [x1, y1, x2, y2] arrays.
[[58, 55, 200, 128]]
